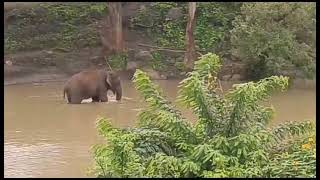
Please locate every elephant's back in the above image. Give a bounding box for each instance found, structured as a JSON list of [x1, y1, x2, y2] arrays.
[[66, 70, 101, 93], [69, 70, 99, 82]]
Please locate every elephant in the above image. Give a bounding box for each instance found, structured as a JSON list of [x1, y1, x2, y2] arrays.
[[63, 69, 122, 104]]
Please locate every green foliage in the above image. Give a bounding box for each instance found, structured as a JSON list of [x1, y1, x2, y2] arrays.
[[194, 3, 238, 52], [150, 52, 166, 71], [43, 3, 106, 24], [149, 51, 186, 74], [132, 69, 197, 144], [135, 2, 185, 49], [129, 2, 241, 75], [225, 76, 288, 137], [175, 62, 187, 72], [106, 53, 128, 71], [145, 153, 181, 177], [131, 2, 240, 52], [265, 132, 316, 178], [155, 15, 185, 49], [91, 53, 315, 178], [4, 3, 106, 53], [230, 2, 316, 79]]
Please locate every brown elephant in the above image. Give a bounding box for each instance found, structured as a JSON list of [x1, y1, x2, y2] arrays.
[[63, 69, 122, 104]]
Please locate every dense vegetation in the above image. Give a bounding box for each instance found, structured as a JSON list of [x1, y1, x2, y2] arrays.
[[91, 53, 315, 178], [131, 2, 242, 73], [132, 2, 241, 52], [5, 2, 315, 79], [230, 2, 316, 79], [4, 3, 106, 53], [132, 2, 315, 79]]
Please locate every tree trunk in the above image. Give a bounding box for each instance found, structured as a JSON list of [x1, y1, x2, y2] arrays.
[[184, 2, 197, 71], [101, 2, 125, 56]]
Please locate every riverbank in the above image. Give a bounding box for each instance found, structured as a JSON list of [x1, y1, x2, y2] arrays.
[[4, 2, 315, 88], [3, 2, 257, 85], [4, 65, 315, 90], [4, 49, 315, 88]]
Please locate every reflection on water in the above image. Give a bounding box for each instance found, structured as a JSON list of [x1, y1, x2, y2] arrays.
[[4, 80, 316, 177]]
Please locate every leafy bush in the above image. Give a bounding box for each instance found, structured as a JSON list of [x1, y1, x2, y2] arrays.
[[131, 2, 241, 52], [175, 62, 187, 72], [230, 2, 316, 79], [150, 52, 167, 72], [130, 2, 241, 74], [266, 131, 316, 177], [194, 3, 240, 52], [131, 2, 185, 49], [4, 3, 106, 53], [91, 53, 315, 178]]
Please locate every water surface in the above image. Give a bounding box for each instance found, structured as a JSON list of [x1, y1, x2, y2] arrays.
[[4, 80, 316, 177]]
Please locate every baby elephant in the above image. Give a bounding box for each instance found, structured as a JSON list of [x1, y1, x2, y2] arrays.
[[63, 69, 122, 104]]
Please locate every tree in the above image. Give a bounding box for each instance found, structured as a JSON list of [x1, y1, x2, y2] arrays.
[[184, 2, 197, 71], [101, 2, 125, 56], [91, 53, 315, 178], [230, 2, 316, 80]]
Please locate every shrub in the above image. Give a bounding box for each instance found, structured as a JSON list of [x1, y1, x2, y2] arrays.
[[131, 2, 241, 52], [4, 3, 106, 53], [230, 2, 316, 79], [91, 53, 315, 178], [150, 52, 167, 72]]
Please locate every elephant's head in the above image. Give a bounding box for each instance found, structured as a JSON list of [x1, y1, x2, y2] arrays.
[[106, 71, 122, 101]]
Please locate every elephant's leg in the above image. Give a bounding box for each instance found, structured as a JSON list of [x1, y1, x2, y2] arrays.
[[70, 99, 82, 104], [70, 94, 82, 104], [65, 92, 72, 103], [92, 96, 100, 102], [99, 95, 108, 102], [98, 92, 108, 102]]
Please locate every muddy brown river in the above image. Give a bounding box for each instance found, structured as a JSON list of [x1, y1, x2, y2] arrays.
[[4, 80, 316, 178]]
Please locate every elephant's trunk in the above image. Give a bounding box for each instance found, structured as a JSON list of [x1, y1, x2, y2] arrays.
[[115, 86, 122, 101]]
